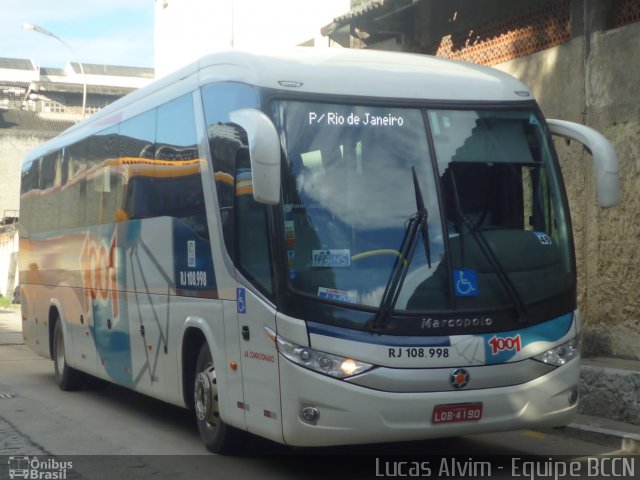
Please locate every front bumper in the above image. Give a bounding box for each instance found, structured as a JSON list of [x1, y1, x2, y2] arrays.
[[279, 355, 580, 447]]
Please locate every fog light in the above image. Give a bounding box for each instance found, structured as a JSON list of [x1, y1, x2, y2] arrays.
[[301, 406, 320, 423]]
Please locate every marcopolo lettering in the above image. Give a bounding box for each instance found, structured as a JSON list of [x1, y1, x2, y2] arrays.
[[421, 317, 493, 329]]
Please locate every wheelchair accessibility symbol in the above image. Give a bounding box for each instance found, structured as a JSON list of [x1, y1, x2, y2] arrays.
[[453, 269, 479, 297], [237, 288, 247, 314]]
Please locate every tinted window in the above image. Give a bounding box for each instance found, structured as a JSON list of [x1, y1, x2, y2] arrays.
[[120, 110, 156, 160], [21, 158, 40, 195], [66, 139, 90, 227], [84, 135, 103, 226], [119, 110, 156, 219], [154, 94, 206, 234], [156, 96, 198, 161], [39, 153, 58, 190], [95, 125, 122, 225], [201, 82, 272, 293], [235, 149, 273, 294], [19, 157, 41, 235], [201, 82, 258, 257], [155, 94, 216, 297], [59, 146, 86, 230], [39, 152, 62, 232]]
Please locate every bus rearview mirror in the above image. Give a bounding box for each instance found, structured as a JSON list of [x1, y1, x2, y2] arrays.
[[229, 109, 281, 205]]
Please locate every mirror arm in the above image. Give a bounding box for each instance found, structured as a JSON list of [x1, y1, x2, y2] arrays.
[[547, 119, 620, 208]]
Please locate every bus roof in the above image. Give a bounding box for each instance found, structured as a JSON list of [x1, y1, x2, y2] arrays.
[[26, 48, 533, 162], [197, 48, 532, 102]]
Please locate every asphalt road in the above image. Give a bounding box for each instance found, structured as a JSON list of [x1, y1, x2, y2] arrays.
[[0, 308, 633, 480]]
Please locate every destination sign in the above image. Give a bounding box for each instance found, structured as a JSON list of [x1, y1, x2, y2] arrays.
[[308, 111, 405, 127]]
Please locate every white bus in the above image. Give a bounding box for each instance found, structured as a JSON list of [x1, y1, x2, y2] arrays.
[[19, 49, 619, 453]]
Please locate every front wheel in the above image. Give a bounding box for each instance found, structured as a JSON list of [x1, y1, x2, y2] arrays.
[[52, 317, 83, 391], [194, 343, 245, 454]]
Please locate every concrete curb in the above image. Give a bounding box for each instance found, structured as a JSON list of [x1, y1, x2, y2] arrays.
[[557, 415, 640, 453], [579, 357, 640, 428]]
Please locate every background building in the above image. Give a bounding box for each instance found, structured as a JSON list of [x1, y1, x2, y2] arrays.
[[154, 0, 350, 76], [0, 57, 153, 301]]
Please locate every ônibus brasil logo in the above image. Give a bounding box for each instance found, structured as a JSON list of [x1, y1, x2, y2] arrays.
[[488, 334, 522, 356], [8, 456, 72, 480], [81, 230, 119, 319]]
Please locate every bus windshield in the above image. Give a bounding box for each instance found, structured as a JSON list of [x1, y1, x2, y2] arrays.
[[273, 101, 574, 316]]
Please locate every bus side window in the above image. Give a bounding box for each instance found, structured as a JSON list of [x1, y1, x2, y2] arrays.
[[83, 134, 105, 226], [154, 94, 210, 240], [207, 124, 245, 259], [235, 148, 273, 295], [20, 157, 41, 235], [66, 140, 90, 228], [39, 152, 61, 233], [119, 110, 156, 220], [201, 82, 259, 260], [94, 126, 122, 225]]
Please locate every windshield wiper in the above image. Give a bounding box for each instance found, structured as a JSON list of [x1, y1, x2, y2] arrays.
[[468, 226, 527, 322], [412, 167, 432, 270], [448, 172, 527, 322], [367, 167, 431, 331]]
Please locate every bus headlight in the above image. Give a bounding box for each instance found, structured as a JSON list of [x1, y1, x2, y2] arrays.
[[533, 337, 580, 366], [275, 335, 374, 379]]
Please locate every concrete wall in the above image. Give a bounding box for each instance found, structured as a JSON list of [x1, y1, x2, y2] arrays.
[[0, 131, 55, 216], [0, 225, 18, 300], [494, 21, 640, 360], [0, 130, 55, 300]]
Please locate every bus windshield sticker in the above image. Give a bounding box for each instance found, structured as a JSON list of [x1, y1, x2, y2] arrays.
[[187, 240, 196, 267], [318, 287, 356, 304], [533, 231, 553, 245], [288, 250, 296, 279], [237, 288, 247, 314], [453, 269, 479, 297], [285, 220, 295, 247], [312, 249, 351, 267], [284, 203, 305, 212]]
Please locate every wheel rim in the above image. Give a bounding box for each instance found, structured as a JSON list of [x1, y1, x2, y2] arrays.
[[194, 364, 219, 428], [55, 325, 65, 374]]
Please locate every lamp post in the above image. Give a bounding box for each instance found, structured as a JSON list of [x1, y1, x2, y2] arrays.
[[22, 22, 87, 120]]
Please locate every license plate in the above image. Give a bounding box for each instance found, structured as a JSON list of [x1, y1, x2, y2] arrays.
[[432, 402, 483, 424]]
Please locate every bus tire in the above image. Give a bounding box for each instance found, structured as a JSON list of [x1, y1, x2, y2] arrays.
[[52, 317, 83, 391], [194, 343, 244, 454]]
